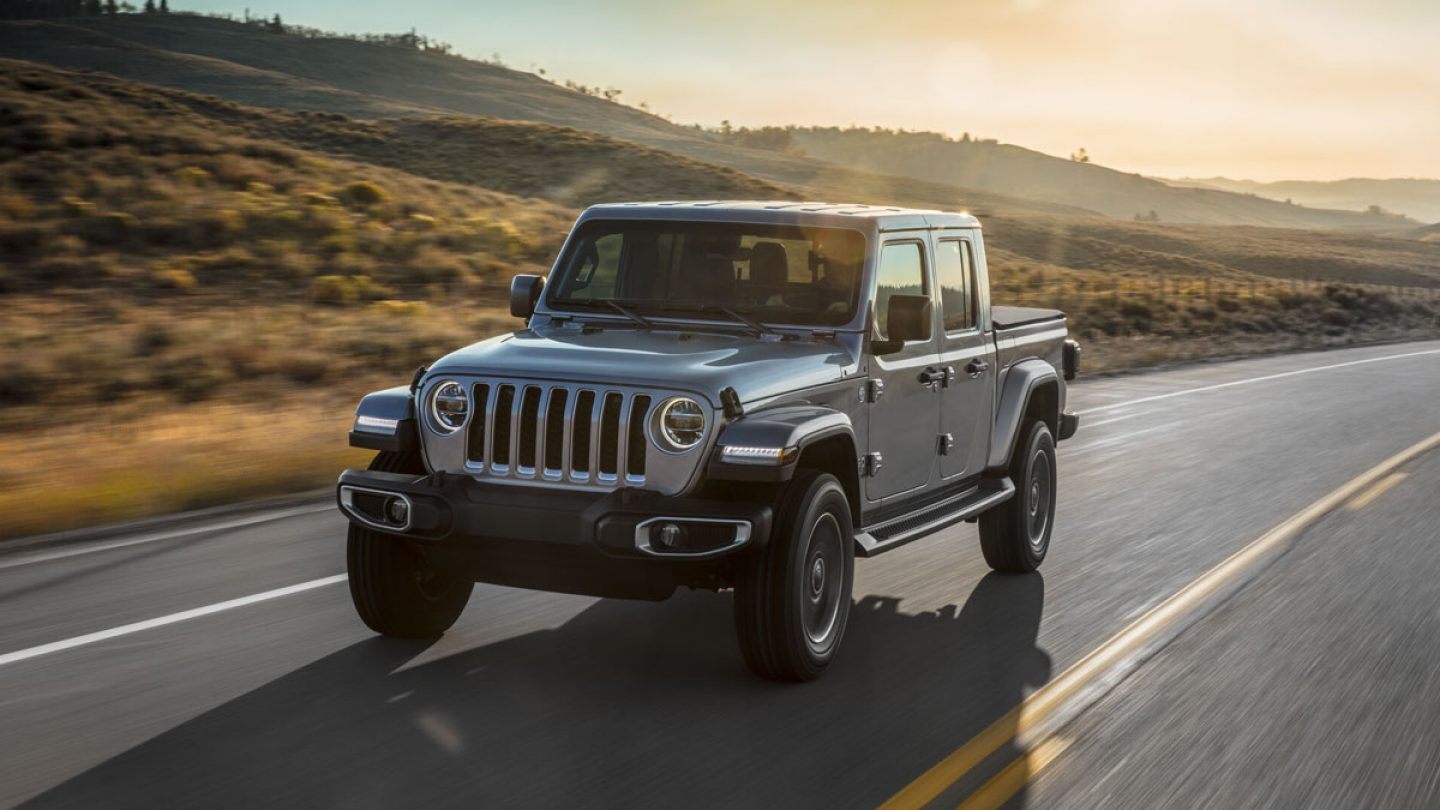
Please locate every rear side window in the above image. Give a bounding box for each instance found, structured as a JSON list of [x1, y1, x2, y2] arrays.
[[936, 239, 976, 331], [874, 242, 926, 340]]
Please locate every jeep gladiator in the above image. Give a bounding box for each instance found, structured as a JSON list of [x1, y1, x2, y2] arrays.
[[338, 202, 1080, 680]]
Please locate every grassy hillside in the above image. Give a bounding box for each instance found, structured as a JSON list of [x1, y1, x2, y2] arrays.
[[785, 128, 1411, 230], [0, 60, 1437, 539], [1170, 177, 1440, 224], [2, 13, 1419, 233]]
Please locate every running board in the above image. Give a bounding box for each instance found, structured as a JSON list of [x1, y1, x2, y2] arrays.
[[854, 478, 1015, 558]]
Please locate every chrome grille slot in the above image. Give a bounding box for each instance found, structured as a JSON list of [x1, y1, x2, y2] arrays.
[[598, 392, 623, 479], [517, 386, 542, 474], [627, 395, 650, 478], [447, 379, 678, 492], [492, 384, 516, 470], [543, 389, 568, 476], [466, 383, 490, 463], [571, 390, 595, 479]]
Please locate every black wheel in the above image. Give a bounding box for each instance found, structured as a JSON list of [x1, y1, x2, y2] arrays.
[[979, 419, 1057, 573], [734, 469, 854, 681], [348, 451, 474, 638]]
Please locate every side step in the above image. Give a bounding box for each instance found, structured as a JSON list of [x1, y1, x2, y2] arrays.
[[854, 477, 1015, 558]]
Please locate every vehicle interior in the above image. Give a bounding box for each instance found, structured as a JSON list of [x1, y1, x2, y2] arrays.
[[548, 221, 867, 327]]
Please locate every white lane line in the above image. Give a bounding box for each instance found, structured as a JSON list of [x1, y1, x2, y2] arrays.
[[1064, 424, 1174, 458], [1079, 411, 1151, 430], [0, 574, 348, 668], [0, 504, 334, 572], [1077, 348, 1440, 416]]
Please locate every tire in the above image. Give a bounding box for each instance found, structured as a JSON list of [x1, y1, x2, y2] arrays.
[[979, 419, 1057, 573], [348, 451, 474, 638], [734, 469, 854, 681]]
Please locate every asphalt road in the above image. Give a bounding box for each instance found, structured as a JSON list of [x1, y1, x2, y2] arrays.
[[2, 340, 1439, 808]]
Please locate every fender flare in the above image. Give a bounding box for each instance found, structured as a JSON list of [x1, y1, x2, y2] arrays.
[[987, 359, 1059, 471], [707, 405, 856, 483], [349, 386, 420, 453]]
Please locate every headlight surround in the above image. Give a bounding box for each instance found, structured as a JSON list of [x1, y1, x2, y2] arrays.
[[652, 396, 706, 452], [427, 380, 469, 434]]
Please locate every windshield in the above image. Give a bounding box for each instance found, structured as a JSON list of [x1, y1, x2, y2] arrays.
[[546, 219, 867, 327]]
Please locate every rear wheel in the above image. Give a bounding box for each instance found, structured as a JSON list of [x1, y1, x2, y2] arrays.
[[348, 451, 473, 638], [734, 469, 854, 681], [979, 419, 1056, 573]]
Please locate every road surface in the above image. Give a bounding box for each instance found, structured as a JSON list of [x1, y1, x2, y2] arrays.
[[2, 340, 1439, 808]]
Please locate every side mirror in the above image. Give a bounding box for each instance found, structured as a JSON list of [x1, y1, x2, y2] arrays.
[[510, 274, 545, 319], [872, 294, 932, 355]]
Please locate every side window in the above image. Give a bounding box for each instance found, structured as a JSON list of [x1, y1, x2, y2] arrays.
[[874, 241, 927, 340], [936, 239, 976, 332]]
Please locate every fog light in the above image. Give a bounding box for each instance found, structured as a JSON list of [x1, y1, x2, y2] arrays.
[[653, 522, 685, 549], [386, 497, 409, 526]]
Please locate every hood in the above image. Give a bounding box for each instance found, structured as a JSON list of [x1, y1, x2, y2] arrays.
[[427, 323, 863, 405]]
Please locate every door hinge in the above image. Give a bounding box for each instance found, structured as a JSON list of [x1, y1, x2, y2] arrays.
[[860, 452, 884, 477], [860, 379, 885, 403], [938, 433, 955, 455]]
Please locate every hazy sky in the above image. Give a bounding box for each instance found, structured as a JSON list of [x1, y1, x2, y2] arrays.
[[189, 0, 1439, 181]]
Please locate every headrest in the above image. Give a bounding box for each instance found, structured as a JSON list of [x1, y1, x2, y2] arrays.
[[749, 242, 788, 287]]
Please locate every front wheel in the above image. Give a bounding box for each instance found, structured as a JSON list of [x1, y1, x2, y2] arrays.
[[979, 419, 1057, 573], [734, 469, 854, 681], [348, 451, 474, 638]]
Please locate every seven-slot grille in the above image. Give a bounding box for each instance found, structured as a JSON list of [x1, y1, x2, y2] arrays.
[[464, 382, 653, 486]]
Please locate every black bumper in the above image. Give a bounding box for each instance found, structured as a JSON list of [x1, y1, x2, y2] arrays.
[[336, 469, 772, 600]]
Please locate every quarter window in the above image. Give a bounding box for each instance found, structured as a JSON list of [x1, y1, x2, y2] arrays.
[[936, 239, 976, 332], [875, 242, 927, 340]]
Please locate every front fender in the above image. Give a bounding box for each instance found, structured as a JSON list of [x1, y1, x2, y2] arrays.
[[349, 386, 419, 454], [988, 359, 1059, 470], [707, 405, 855, 482]]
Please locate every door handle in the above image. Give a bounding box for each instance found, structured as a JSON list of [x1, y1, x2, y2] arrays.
[[965, 359, 990, 376], [918, 367, 946, 388]]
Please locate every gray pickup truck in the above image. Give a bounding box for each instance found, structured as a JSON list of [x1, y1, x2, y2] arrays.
[[338, 202, 1080, 680]]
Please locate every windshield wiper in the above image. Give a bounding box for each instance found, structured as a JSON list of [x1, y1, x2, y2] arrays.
[[713, 306, 776, 336], [604, 300, 654, 328], [651, 302, 776, 336]]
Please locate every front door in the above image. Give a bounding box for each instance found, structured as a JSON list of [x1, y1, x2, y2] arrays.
[[935, 235, 995, 479], [865, 238, 941, 501]]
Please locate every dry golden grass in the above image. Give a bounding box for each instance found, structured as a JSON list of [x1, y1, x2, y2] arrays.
[[0, 396, 372, 539]]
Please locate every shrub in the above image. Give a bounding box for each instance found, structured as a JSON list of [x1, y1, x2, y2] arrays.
[[33, 255, 110, 286], [310, 274, 357, 305], [134, 321, 175, 356], [0, 357, 46, 406], [369, 299, 428, 318], [338, 180, 388, 207], [151, 267, 198, 291]]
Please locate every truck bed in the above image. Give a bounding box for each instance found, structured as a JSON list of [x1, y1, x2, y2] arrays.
[[991, 305, 1065, 330]]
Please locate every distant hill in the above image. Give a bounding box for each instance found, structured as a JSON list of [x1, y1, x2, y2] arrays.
[[1166, 177, 1440, 224], [0, 14, 1413, 233], [1409, 222, 1440, 242], [785, 128, 1411, 231]]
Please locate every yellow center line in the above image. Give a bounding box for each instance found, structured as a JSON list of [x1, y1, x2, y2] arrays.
[[882, 429, 1440, 810], [955, 737, 1072, 810], [1345, 472, 1407, 511]]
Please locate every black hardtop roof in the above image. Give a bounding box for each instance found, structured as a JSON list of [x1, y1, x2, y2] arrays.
[[577, 201, 982, 233]]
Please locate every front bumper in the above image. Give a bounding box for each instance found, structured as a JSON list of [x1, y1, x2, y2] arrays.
[[336, 469, 772, 600]]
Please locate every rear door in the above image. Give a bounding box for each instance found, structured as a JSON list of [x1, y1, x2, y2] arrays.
[[936, 233, 995, 479], [865, 238, 941, 502]]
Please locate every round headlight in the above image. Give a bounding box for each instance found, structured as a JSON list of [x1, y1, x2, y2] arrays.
[[429, 380, 469, 433], [654, 397, 706, 452]]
